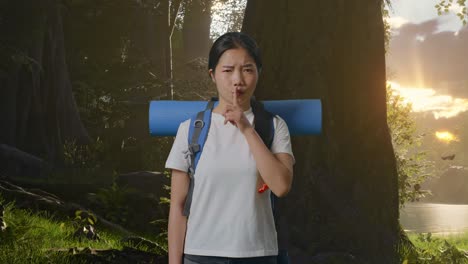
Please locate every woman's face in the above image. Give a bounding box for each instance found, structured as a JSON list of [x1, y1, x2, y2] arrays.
[[209, 48, 259, 109]]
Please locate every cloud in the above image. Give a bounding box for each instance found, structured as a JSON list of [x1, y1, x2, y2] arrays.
[[387, 16, 409, 29], [388, 81, 468, 119], [387, 19, 468, 99]]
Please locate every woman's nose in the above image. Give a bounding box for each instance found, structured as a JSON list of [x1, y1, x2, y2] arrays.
[[232, 70, 244, 85]]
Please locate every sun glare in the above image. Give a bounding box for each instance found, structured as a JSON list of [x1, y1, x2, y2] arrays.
[[386, 16, 408, 29], [387, 81, 468, 119], [435, 131, 459, 143]]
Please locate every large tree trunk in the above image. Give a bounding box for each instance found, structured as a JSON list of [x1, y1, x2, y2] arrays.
[[0, 0, 89, 167], [243, 1, 399, 263], [182, 0, 212, 62]]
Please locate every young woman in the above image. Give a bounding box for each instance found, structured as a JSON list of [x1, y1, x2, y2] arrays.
[[165, 32, 295, 264]]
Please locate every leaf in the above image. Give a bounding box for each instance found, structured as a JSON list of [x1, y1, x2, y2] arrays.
[[159, 197, 170, 204], [90, 214, 97, 223]]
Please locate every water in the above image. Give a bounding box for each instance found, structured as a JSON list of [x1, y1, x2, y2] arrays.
[[400, 202, 468, 235]]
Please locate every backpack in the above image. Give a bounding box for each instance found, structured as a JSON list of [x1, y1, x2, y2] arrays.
[[182, 96, 289, 263]]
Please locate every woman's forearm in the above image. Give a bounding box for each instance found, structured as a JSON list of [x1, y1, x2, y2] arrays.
[[168, 205, 188, 264], [242, 126, 293, 197]]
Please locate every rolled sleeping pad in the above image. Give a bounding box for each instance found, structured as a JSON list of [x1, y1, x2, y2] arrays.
[[149, 99, 321, 136]]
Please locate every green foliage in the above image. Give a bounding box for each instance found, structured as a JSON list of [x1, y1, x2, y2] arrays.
[[382, 0, 392, 53], [52, 0, 213, 178], [149, 170, 172, 250], [157, 170, 171, 206], [60, 0, 177, 175], [401, 233, 468, 263], [63, 138, 105, 168], [72, 210, 100, 242], [397, 224, 419, 262], [63, 0, 168, 124], [149, 218, 168, 252], [55, 137, 114, 185], [94, 180, 130, 225], [435, 0, 467, 25], [387, 84, 433, 207], [73, 210, 98, 227], [61, 134, 173, 183]]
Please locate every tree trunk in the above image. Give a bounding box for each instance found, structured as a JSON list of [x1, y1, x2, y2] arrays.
[[243, 1, 399, 263], [182, 0, 212, 62], [0, 0, 89, 167]]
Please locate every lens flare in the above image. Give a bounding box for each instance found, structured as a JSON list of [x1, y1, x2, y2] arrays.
[[435, 131, 459, 143]]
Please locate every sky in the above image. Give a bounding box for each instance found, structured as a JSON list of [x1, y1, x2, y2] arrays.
[[388, 0, 464, 32], [386, 0, 468, 120]]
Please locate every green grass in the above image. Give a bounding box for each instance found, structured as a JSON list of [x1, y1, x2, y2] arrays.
[[401, 232, 468, 264], [409, 232, 468, 251], [0, 200, 164, 263], [8, 192, 468, 264]]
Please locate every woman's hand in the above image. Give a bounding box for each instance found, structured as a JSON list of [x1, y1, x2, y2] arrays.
[[223, 87, 253, 134]]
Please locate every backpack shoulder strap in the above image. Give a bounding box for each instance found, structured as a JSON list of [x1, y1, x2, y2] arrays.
[[183, 97, 217, 216], [250, 97, 278, 213], [250, 97, 275, 149]]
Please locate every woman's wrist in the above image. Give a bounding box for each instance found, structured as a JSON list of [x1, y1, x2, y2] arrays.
[[241, 125, 255, 135]]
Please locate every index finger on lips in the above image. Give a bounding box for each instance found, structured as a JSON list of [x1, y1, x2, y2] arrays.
[[232, 88, 239, 107]]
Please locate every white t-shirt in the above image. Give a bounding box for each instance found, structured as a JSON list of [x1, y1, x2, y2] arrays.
[[165, 107, 295, 258]]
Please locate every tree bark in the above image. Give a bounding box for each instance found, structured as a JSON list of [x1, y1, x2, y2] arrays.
[[243, 1, 399, 263], [182, 0, 213, 62], [0, 0, 89, 166]]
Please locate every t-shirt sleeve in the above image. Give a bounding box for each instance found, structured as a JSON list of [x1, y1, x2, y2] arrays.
[[165, 119, 190, 172], [271, 115, 296, 165]]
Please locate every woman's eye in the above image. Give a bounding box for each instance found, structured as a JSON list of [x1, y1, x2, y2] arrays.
[[244, 69, 253, 72]]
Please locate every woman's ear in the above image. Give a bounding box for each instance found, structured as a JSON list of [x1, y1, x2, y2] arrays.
[[208, 69, 216, 83]]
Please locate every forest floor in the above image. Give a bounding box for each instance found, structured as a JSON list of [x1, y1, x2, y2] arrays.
[[2, 191, 468, 263], [0, 199, 167, 264]]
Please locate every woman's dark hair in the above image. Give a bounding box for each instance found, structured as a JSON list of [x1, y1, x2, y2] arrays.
[[208, 32, 262, 73]]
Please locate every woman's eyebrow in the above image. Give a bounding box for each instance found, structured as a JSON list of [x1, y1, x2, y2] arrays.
[[221, 64, 254, 68]]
